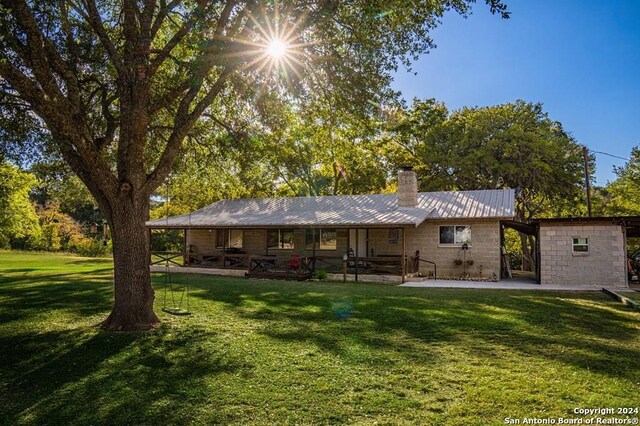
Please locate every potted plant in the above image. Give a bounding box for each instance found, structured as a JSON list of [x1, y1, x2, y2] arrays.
[[454, 259, 463, 266], [466, 259, 474, 266]]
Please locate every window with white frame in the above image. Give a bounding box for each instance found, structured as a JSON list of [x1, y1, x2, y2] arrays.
[[439, 225, 471, 246], [572, 237, 589, 253]]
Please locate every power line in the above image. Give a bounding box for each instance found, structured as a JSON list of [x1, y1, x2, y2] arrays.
[[591, 150, 630, 162]]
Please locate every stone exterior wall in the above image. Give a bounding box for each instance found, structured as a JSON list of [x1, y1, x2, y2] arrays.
[[397, 169, 418, 207], [404, 219, 502, 280], [539, 223, 627, 287]]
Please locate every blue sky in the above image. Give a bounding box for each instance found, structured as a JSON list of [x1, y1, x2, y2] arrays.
[[391, 0, 640, 186]]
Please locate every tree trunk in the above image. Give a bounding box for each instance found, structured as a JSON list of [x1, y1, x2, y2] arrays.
[[101, 193, 159, 331], [519, 232, 536, 272]]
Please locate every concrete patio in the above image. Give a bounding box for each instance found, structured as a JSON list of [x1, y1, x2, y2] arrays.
[[399, 278, 605, 291]]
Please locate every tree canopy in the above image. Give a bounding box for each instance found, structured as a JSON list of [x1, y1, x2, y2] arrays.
[[0, 0, 509, 330], [601, 146, 640, 217]]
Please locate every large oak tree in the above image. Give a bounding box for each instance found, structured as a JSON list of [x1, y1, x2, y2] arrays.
[[0, 0, 508, 330]]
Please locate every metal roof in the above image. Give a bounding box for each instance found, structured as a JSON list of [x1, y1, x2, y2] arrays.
[[146, 189, 515, 228]]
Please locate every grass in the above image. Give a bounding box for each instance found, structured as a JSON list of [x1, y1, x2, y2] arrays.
[[1, 250, 639, 425]]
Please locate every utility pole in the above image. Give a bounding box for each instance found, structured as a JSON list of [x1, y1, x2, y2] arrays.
[[582, 146, 592, 218]]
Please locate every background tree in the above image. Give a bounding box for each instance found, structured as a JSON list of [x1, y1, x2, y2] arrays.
[[389, 100, 584, 270], [0, 1, 509, 330], [603, 146, 640, 216], [268, 103, 390, 197], [0, 161, 41, 248]]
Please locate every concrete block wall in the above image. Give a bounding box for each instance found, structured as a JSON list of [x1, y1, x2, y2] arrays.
[[367, 228, 402, 257], [405, 219, 502, 280], [244, 230, 266, 253], [539, 223, 626, 287], [186, 222, 503, 280]]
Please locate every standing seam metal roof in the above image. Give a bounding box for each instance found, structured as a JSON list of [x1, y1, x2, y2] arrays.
[[146, 189, 515, 228]]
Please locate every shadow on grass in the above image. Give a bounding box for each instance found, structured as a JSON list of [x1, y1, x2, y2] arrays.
[[0, 272, 114, 323], [179, 275, 640, 381], [0, 268, 40, 273], [66, 258, 113, 266], [1, 326, 250, 425]]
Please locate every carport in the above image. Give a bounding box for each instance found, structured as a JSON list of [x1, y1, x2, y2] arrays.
[[500, 220, 539, 283], [531, 216, 640, 288], [501, 216, 640, 287]]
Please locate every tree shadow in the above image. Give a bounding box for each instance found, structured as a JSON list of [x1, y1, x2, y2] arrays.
[[182, 276, 640, 381], [0, 272, 114, 322], [66, 258, 113, 266], [1, 326, 250, 425]]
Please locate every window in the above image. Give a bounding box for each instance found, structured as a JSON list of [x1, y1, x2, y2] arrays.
[[572, 237, 589, 253], [439, 225, 471, 246], [216, 229, 243, 248], [267, 229, 295, 249], [305, 229, 337, 250]]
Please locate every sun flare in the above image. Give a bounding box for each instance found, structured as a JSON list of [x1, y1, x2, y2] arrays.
[[266, 38, 288, 58], [226, 6, 313, 86]]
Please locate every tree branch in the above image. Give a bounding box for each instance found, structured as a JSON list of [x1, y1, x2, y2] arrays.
[[83, 0, 127, 79], [148, 80, 191, 115], [1, 0, 69, 102], [144, 67, 233, 193], [148, 0, 214, 77], [94, 87, 118, 150], [149, 0, 182, 40]]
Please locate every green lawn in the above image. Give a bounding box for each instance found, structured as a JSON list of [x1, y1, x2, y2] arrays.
[[1, 251, 639, 425]]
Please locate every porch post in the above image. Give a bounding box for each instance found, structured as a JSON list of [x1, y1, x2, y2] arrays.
[[401, 227, 406, 283], [347, 227, 350, 257], [182, 228, 187, 266], [355, 228, 359, 282], [346, 227, 351, 280], [222, 229, 227, 269], [312, 228, 316, 267]]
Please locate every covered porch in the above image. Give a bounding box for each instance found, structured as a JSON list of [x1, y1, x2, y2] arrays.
[[148, 226, 425, 282]]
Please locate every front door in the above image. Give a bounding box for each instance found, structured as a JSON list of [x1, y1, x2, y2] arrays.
[[349, 229, 367, 257]]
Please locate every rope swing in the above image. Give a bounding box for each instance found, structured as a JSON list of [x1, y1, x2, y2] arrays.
[[161, 177, 191, 316]]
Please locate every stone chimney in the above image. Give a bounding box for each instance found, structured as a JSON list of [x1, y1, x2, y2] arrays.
[[397, 166, 418, 208]]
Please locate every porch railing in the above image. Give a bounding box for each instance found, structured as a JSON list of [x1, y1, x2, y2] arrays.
[[151, 251, 416, 277], [151, 251, 184, 267]]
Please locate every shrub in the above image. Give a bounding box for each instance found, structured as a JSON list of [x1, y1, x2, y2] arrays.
[[74, 239, 112, 257], [314, 269, 328, 280]]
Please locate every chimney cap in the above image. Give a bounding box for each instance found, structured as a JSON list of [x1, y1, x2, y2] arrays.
[[399, 165, 414, 172]]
